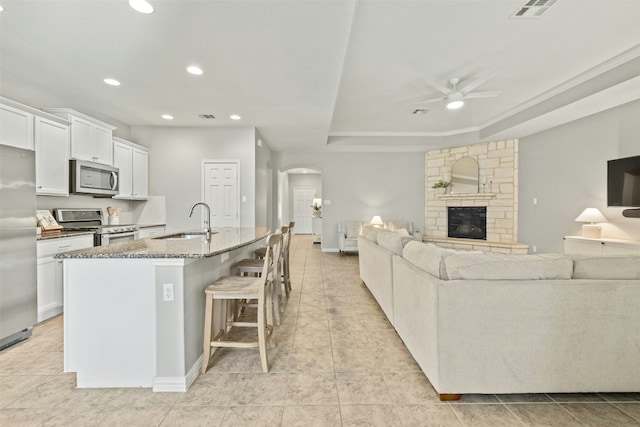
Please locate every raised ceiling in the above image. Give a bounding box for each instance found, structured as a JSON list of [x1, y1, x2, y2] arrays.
[[1, 0, 639, 152]]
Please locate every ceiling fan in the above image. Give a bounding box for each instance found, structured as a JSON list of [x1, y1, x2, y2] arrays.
[[412, 76, 500, 110]]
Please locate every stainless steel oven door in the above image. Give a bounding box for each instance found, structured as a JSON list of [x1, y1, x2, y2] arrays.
[[98, 231, 139, 246]]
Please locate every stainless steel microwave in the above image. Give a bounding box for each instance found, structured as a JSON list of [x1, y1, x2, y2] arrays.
[[70, 160, 119, 196]]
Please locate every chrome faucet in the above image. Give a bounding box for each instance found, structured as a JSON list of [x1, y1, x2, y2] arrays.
[[189, 202, 212, 239]]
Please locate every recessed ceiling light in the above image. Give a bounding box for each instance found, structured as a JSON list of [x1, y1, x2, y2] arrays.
[[302, 170, 308, 174], [186, 65, 203, 76], [104, 78, 120, 86], [0, 5, 5, 12], [230, 114, 241, 120], [129, 0, 154, 14], [161, 114, 173, 120]]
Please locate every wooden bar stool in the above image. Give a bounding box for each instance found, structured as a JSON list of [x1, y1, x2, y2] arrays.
[[255, 221, 295, 259], [201, 234, 280, 374], [237, 227, 288, 325]]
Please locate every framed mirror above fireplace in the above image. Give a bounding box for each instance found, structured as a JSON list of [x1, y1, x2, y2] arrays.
[[451, 156, 479, 194]]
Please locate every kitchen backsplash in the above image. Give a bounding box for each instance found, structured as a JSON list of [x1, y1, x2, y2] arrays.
[[36, 194, 163, 226]]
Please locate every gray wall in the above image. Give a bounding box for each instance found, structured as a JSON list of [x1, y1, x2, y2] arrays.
[[130, 126, 257, 232], [518, 100, 640, 253], [254, 130, 272, 229], [274, 151, 425, 250]]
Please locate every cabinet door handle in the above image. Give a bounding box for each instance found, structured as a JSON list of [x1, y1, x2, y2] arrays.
[[58, 245, 72, 250]]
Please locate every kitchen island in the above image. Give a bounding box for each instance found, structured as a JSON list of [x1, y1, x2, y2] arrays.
[[57, 227, 269, 392]]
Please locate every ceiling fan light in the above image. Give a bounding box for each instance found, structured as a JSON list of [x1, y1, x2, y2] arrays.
[[129, 0, 154, 14], [446, 92, 464, 110]]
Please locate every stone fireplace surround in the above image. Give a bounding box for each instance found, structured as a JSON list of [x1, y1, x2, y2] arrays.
[[424, 139, 528, 254]]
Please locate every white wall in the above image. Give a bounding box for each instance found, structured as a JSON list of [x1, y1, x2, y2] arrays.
[[274, 151, 425, 250], [130, 126, 257, 232], [519, 100, 640, 253]]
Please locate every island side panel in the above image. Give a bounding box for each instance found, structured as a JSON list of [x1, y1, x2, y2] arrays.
[[64, 258, 156, 388], [153, 239, 264, 392]]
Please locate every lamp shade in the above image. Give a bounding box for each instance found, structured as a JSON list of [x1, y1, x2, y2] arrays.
[[575, 208, 608, 224], [370, 215, 383, 226]]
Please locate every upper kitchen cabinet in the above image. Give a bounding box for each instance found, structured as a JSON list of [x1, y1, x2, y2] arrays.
[[34, 116, 70, 196], [113, 137, 148, 200], [0, 97, 34, 150], [42, 108, 116, 166]]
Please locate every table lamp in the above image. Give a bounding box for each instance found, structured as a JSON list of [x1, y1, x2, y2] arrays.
[[370, 215, 383, 227], [575, 208, 607, 238]]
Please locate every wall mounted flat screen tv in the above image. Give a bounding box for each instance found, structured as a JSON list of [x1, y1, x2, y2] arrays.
[[607, 155, 640, 207]]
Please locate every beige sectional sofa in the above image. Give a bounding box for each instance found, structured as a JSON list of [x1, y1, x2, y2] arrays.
[[358, 228, 640, 399]]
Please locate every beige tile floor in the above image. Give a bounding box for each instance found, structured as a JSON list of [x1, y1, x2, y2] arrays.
[[1, 235, 639, 426]]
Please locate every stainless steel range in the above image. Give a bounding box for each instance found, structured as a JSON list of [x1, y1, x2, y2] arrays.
[[53, 209, 138, 246]]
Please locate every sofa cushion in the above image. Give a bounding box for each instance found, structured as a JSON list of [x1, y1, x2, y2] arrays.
[[402, 242, 482, 279], [444, 253, 573, 280], [361, 225, 379, 242], [572, 255, 640, 279], [377, 231, 413, 255]]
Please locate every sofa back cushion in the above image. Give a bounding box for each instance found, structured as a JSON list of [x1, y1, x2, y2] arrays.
[[361, 225, 379, 242], [402, 241, 449, 278], [572, 255, 640, 279], [402, 242, 483, 279], [444, 253, 573, 280], [377, 231, 414, 255]]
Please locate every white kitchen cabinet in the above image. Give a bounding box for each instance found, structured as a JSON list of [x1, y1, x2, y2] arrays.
[[113, 137, 148, 200], [563, 236, 640, 255], [0, 99, 34, 150], [42, 108, 116, 165], [34, 116, 70, 196], [37, 234, 93, 322], [137, 226, 166, 239]]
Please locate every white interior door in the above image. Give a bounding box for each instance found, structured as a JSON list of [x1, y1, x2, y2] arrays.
[[203, 161, 239, 228], [293, 187, 315, 234]]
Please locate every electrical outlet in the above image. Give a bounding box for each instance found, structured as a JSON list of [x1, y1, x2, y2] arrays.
[[163, 283, 174, 301], [532, 245, 537, 253], [221, 252, 229, 263]]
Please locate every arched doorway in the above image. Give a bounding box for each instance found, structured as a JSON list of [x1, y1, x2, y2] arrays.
[[278, 166, 322, 241]]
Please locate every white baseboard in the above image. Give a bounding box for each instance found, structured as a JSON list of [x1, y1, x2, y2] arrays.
[[152, 354, 202, 392], [322, 247, 339, 253]]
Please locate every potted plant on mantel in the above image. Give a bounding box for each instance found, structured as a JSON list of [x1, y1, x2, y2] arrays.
[[432, 180, 451, 195]]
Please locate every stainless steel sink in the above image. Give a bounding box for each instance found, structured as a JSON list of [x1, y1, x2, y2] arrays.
[[153, 232, 216, 240]]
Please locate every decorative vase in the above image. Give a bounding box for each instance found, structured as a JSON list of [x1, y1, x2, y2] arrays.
[[435, 187, 445, 195]]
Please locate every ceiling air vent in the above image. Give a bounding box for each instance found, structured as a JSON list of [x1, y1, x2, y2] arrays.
[[198, 114, 216, 119], [511, 0, 558, 19]]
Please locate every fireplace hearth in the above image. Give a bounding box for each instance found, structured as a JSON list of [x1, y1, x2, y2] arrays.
[[448, 207, 487, 240]]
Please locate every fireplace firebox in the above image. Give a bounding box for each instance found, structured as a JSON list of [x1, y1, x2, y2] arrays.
[[448, 207, 487, 240]]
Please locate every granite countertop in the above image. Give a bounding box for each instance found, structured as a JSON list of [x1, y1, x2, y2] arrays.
[[38, 230, 95, 241], [55, 227, 269, 259]]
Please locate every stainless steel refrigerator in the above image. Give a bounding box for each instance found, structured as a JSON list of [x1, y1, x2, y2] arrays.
[[0, 144, 37, 350]]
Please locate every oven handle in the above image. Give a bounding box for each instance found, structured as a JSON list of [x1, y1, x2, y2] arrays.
[[101, 230, 139, 245]]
